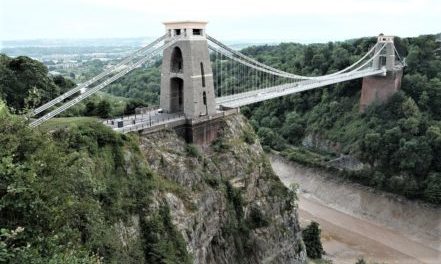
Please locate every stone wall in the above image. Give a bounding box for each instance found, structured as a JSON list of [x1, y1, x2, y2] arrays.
[[359, 69, 403, 112]]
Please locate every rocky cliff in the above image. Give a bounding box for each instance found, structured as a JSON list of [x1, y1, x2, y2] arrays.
[[0, 109, 305, 263], [138, 114, 306, 263]]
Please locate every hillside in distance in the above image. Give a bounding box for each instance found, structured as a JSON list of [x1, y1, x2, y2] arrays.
[[104, 33, 441, 205], [1, 33, 440, 207]]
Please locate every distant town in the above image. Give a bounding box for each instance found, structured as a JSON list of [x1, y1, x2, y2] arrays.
[[0, 37, 267, 83]]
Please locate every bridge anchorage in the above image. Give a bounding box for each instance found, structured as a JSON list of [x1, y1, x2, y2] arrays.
[[28, 21, 404, 145]]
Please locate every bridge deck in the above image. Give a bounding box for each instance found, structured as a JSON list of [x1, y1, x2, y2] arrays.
[[104, 110, 185, 134], [216, 69, 385, 108], [104, 108, 240, 133], [104, 69, 384, 133]]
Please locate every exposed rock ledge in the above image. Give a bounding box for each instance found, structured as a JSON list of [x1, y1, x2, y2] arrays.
[[138, 115, 306, 264]]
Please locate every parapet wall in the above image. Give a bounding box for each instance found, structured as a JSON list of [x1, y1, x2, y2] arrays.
[[175, 108, 240, 146]]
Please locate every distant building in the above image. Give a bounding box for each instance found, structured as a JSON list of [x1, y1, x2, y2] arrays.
[[48, 70, 61, 76]]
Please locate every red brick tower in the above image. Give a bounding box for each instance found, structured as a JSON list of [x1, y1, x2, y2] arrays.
[[359, 35, 404, 112]]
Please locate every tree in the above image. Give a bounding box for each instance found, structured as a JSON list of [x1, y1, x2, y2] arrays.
[[281, 112, 305, 144], [96, 100, 111, 118], [426, 78, 441, 118], [401, 97, 420, 118], [424, 173, 441, 204], [426, 125, 441, 170], [52, 75, 76, 94], [0, 55, 60, 111], [355, 258, 367, 264], [302, 221, 323, 259], [395, 138, 432, 177], [303, 46, 314, 66], [257, 127, 286, 151], [84, 101, 96, 116], [124, 99, 148, 115], [257, 127, 276, 147], [360, 133, 382, 166], [311, 53, 327, 74], [241, 33, 441, 204]]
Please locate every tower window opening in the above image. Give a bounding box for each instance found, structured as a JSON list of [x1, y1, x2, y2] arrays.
[[170, 77, 183, 112], [171, 47, 183, 73], [203, 91, 207, 105], [193, 29, 202, 35], [174, 29, 181, 36], [200, 62, 205, 87], [380, 56, 387, 66]]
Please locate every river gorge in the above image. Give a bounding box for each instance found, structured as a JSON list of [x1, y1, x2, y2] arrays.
[[270, 154, 441, 264]]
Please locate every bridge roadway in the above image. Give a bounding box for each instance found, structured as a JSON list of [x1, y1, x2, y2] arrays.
[[104, 110, 185, 134], [104, 69, 385, 133], [216, 68, 386, 108], [104, 108, 240, 134]]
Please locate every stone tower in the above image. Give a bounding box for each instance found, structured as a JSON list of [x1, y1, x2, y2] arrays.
[[359, 34, 403, 112], [160, 21, 217, 119]]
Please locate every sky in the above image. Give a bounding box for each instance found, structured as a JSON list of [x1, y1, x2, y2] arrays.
[[0, 0, 440, 43]]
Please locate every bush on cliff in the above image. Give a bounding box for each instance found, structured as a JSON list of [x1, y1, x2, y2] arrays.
[[0, 102, 191, 263], [302, 221, 324, 259]]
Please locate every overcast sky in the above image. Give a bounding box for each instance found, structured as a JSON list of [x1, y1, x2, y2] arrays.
[[0, 0, 440, 43]]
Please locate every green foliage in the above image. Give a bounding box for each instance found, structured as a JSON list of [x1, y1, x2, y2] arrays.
[[302, 221, 324, 259], [423, 173, 441, 204], [96, 100, 111, 118], [106, 67, 161, 106], [53, 74, 76, 93], [185, 143, 200, 158], [0, 227, 25, 262], [281, 112, 305, 144], [0, 110, 191, 263], [244, 33, 441, 204], [0, 55, 59, 111], [212, 136, 230, 152], [140, 204, 192, 264], [203, 174, 220, 188], [221, 181, 255, 258], [0, 100, 7, 116], [355, 258, 367, 264], [246, 206, 269, 229], [69, 92, 135, 119], [225, 181, 244, 221], [281, 147, 330, 167], [38, 117, 99, 131], [307, 259, 332, 264], [242, 127, 256, 144], [257, 127, 286, 150], [124, 99, 148, 115], [0, 54, 148, 119]]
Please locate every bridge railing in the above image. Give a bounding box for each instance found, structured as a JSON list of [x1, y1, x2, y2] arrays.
[[114, 112, 186, 134]]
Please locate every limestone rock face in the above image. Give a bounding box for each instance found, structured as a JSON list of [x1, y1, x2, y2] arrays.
[[302, 133, 342, 153], [139, 115, 306, 264]]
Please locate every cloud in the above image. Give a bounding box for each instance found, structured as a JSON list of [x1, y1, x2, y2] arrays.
[[1, 0, 440, 41], [78, 0, 440, 18]]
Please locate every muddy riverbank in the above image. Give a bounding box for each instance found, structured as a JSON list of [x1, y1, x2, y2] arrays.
[[270, 154, 441, 264]]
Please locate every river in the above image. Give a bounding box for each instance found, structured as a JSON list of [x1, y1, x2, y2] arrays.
[[269, 154, 441, 264]]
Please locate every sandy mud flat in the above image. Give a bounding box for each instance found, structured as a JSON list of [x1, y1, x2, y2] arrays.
[[270, 154, 441, 264]]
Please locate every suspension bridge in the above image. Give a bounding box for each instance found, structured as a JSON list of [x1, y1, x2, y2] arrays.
[[29, 21, 404, 140]]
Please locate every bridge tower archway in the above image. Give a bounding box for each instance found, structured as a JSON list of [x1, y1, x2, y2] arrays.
[[159, 21, 216, 118], [170, 77, 184, 112], [170, 47, 183, 73]]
